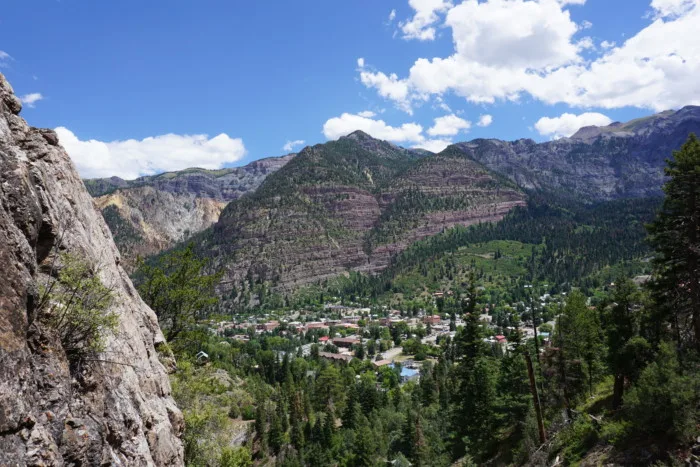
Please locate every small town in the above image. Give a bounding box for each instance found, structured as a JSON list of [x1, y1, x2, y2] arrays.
[[204, 289, 559, 385]]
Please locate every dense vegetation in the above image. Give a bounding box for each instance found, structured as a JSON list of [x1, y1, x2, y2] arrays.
[[102, 204, 144, 248], [132, 135, 700, 466]]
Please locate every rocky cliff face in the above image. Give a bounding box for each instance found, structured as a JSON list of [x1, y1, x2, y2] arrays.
[[83, 154, 294, 268], [196, 132, 524, 303], [453, 106, 700, 200], [0, 74, 183, 464]]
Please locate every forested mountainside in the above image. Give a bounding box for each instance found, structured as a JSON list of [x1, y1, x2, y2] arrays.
[[84, 154, 294, 269], [454, 106, 700, 200], [0, 73, 183, 464], [195, 130, 525, 300], [308, 195, 661, 307]]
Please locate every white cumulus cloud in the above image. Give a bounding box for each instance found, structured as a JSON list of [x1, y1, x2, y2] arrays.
[[322, 112, 424, 143], [360, 0, 700, 113], [428, 114, 471, 136], [322, 112, 470, 153], [19, 92, 43, 108], [359, 66, 413, 114], [283, 139, 305, 152], [477, 114, 493, 127], [649, 0, 697, 18], [534, 112, 612, 138], [413, 138, 453, 152], [399, 0, 453, 41], [55, 127, 247, 180], [389, 9, 397, 21]]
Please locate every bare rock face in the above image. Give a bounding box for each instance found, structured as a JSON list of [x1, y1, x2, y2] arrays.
[[0, 73, 184, 464], [84, 155, 295, 268], [94, 187, 228, 271]]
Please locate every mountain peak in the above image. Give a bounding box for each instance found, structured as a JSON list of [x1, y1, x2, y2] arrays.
[[340, 130, 376, 141], [570, 106, 700, 143]]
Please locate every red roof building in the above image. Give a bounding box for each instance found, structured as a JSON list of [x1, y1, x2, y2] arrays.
[[423, 315, 441, 325]]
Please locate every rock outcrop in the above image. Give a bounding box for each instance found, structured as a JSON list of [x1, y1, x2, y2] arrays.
[[83, 155, 295, 268], [453, 106, 700, 200], [0, 73, 183, 464]]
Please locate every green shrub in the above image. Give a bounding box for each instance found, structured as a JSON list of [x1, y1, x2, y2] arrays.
[[623, 342, 700, 443], [40, 253, 118, 368], [600, 420, 631, 446], [219, 446, 252, 467], [241, 404, 256, 421], [556, 417, 599, 463]]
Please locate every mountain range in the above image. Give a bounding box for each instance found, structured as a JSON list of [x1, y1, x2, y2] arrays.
[[84, 106, 700, 299], [454, 106, 700, 199]]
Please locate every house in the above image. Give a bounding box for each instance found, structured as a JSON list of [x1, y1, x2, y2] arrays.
[[333, 337, 360, 348], [318, 336, 330, 343], [319, 352, 353, 363], [423, 315, 441, 325], [479, 314, 493, 324], [258, 320, 280, 332], [494, 335, 508, 352]]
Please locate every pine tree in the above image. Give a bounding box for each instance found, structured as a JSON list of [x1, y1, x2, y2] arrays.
[[647, 134, 700, 350], [557, 290, 604, 397], [602, 279, 651, 409], [268, 410, 284, 454], [137, 243, 222, 345]]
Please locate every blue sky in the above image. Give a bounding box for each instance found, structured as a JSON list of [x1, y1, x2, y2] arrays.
[[1, 0, 698, 178]]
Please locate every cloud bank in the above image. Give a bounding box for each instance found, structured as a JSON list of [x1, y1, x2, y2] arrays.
[[56, 127, 247, 179]]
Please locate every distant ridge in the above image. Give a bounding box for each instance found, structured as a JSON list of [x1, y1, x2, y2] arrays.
[[453, 105, 700, 200]]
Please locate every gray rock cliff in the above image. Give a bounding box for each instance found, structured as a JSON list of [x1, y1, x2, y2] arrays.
[[0, 73, 184, 464], [83, 154, 295, 269]]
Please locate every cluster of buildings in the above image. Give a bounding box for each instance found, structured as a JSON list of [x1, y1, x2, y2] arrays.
[[212, 291, 563, 368]]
